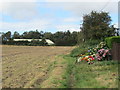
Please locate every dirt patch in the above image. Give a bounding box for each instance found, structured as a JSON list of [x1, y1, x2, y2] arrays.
[[96, 72, 118, 88], [2, 45, 74, 88]]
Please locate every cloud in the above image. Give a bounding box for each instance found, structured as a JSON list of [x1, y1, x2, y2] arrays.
[[45, 0, 118, 2], [62, 17, 82, 22], [44, 2, 118, 17], [56, 24, 80, 32], [0, 1, 118, 20], [0, 19, 51, 33], [0, 2, 39, 20], [0, 0, 118, 33], [0, 0, 37, 2]]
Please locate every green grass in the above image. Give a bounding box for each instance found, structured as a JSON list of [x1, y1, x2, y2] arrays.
[[60, 40, 119, 88], [61, 55, 119, 88], [70, 40, 98, 57]]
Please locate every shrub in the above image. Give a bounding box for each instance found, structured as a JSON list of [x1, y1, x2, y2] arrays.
[[70, 46, 87, 57], [105, 36, 120, 48], [85, 40, 101, 46], [70, 40, 99, 57]]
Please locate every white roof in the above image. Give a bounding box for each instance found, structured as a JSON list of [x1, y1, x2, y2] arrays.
[[13, 39, 42, 42], [46, 39, 54, 45], [13, 39, 54, 45]]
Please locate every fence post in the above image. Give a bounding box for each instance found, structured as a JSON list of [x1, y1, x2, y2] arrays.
[[112, 43, 120, 61]]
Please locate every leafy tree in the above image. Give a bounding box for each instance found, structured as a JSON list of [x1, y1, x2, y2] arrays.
[[44, 32, 54, 40], [2, 31, 12, 41], [13, 31, 20, 39], [21, 30, 42, 39], [53, 30, 78, 46], [80, 11, 115, 41], [41, 38, 48, 46]]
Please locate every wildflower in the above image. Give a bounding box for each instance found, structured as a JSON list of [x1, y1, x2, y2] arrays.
[[88, 50, 90, 52], [96, 49, 111, 61], [77, 57, 82, 62]]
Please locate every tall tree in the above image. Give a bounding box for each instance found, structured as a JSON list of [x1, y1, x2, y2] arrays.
[[80, 11, 115, 41]]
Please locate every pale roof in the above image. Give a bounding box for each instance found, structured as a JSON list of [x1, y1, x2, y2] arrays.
[[13, 39, 54, 45]]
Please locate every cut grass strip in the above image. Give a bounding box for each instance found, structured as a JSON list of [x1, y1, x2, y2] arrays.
[[40, 56, 68, 88]]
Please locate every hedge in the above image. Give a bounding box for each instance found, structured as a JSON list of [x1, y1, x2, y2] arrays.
[[105, 36, 120, 48], [2, 40, 49, 46]]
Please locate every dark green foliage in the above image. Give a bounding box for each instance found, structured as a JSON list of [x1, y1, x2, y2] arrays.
[[13, 31, 20, 39], [53, 31, 78, 46], [2, 41, 30, 45], [70, 40, 99, 57], [44, 32, 54, 41], [21, 30, 42, 39], [2, 30, 78, 46], [41, 38, 48, 46], [2, 40, 48, 46], [70, 46, 87, 57], [2, 31, 11, 41], [79, 11, 115, 42], [105, 36, 120, 48]]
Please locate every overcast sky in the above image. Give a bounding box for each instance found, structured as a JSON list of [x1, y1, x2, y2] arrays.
[[0, 0, 119, 34]]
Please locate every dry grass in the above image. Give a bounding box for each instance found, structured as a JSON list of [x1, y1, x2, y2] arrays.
[[1, 45, 74, 88], [40, 56, 67, 88]]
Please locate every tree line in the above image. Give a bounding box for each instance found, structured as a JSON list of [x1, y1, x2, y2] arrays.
[[1, 30, 78, 46], [1, 11, 118, 46]]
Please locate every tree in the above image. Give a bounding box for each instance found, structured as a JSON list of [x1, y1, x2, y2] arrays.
[[13, 31, 20, 39], [21, 30, 42, 39], [2, 31, 12, 41], [44, 32, 54, 40], [80, 11, 116, 41], [52, 30, 78, 46], [71, 31, 78, 45], [41, 38, 48, 46]]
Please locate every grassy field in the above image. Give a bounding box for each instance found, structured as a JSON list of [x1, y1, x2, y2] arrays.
[[1, 45, 119, 88], [2, 45, 74, 88]]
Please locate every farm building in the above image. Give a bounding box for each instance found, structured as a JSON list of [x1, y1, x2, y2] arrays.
[[13, 39, 54, 45]]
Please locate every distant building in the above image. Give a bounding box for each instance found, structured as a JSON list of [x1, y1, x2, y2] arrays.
[[13, 39, 54, 45]]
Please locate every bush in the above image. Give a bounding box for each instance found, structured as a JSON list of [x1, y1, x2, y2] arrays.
[[105, 36, 120, 48], [70, 40, 99, 57], [85, 40, 101, 46], [70, 46, 87, 57]]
